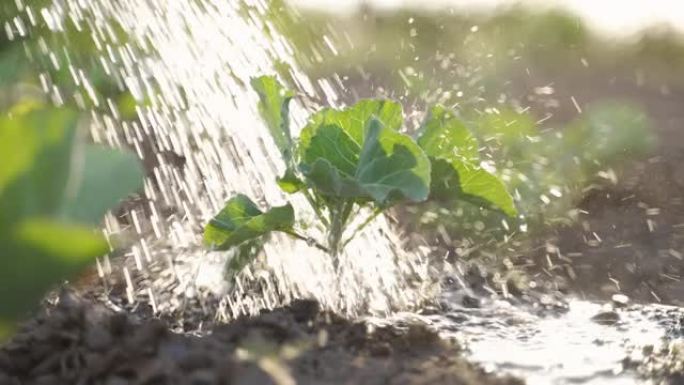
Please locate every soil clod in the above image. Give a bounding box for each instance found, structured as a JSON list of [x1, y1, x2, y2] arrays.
[[0, 292, 521, 385]]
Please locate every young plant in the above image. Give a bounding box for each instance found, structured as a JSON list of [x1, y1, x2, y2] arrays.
[[203, 76, 516, 273], [0, 105, 144, 339]]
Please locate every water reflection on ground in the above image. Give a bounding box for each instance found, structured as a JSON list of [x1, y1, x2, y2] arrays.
[[424, 295, 684, 384]]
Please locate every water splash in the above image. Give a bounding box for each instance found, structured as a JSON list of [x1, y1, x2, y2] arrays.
[[428, 298, 679, 385], [365, 293, 683, 385], [7, 0, 433, 318]]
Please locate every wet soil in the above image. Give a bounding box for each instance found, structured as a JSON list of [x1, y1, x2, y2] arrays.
[[0, 291, 522, 385], [431, 287, 684, 385], [513, 67, 684, 305]]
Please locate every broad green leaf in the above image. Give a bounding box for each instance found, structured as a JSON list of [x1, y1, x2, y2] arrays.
[[356, 118, 431, 203], [300, 158, 365, 197], [204, 194, 261, 247], [0, 108, 144, 227], [13, 218, 109, 261], [204, 194, 295, 250], [417, 105, 479, 162], [430, 158, 517, 217], [0, 218, 109, 321], [295, 99, 427, 205], [0, 108, 80, 226], [418, 105, 517, 217], [8, 99, 44, 117], [299, 99, 403, 154], [0, 106, 144, 337], [276, 168, 306, 194], [300, 118, 430, 204], [303, 124, 361, 176], [251, 75, 295, 162], [0, 115, 39, 193], [59, 145, 144, 225], [116, 93, 141, 121], [0, 46, 26, 87]]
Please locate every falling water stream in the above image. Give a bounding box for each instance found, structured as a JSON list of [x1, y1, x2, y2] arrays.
[[5, 0, 684, 384], [8, 0, 431, 317]]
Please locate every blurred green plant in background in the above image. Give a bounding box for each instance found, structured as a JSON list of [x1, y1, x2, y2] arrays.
[[0, 105, 144, 340], [0, 1, 139, 118], [405, 101, 655, 259], [0, 3, 146, 339]]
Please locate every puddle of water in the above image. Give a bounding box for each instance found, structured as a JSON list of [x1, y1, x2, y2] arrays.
[[424, 296, 684, 385]]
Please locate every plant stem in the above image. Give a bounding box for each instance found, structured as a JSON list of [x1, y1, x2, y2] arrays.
[[327, 201, 354, 258], [327, 203, 343, 258], [339, 200, 355, 226], [302, 189, 329, 226], [341, 207, 384, 248], [282, 230, 330, 253]]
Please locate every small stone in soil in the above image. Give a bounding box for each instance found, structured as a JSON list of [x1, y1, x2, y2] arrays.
[[462, 295, 481, 308], [611, 294, 630, 308], [591, 311, 621, 325]]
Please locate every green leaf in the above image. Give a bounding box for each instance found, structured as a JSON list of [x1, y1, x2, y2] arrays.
[[12, 218, 110, 262], [417, 105, 479, 162], [297, 99, 429, 205], [0, 108, 80, 226], [276, 168, 306, 194], [0, 106, 144, 335], [299, 99, 403, 154], [300, 158, 365, 198], [303, 124, 361, 176], [59, 145, 144, 225], [0, 218, 109, 321], [0, 115, 39, 194], [204, 194, 295, 250], [0, 45, 27, 87], [251, 75, 295, 162], [430, 158, 517, 217], [0, 108, 144, 227], [300, 118, 430, 205], [418, 105, 517, 217], [356, 118, 431, 203]]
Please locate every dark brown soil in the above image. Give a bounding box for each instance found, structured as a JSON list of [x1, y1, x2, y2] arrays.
[[513, 67, 684, 305], [0, 291, 523, 385]]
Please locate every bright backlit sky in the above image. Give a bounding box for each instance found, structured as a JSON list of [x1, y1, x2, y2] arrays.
[[289, 0, 684, 38]]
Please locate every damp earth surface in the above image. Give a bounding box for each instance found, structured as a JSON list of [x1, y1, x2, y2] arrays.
[[4, 0, 684, 385]]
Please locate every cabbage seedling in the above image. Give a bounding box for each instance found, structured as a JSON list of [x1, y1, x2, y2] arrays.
[[204, 76, 516, 273]]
